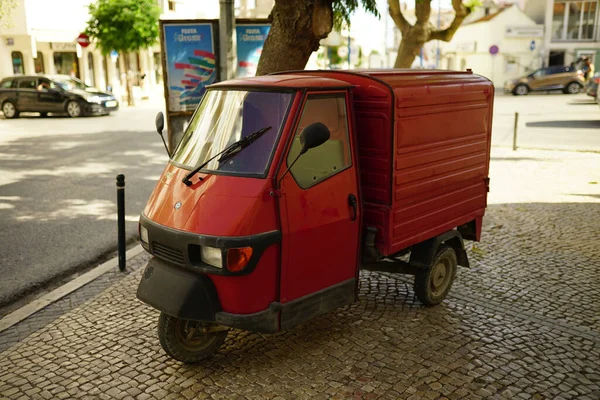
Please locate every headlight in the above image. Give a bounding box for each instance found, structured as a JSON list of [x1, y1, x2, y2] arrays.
[[140, 226, 149, 243], [201, 246, 223, 268]]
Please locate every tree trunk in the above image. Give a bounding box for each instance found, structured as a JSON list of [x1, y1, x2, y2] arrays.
[[123, 52, 135, 106], [256, 0, 332, 76], [394, 26, 431, 68]]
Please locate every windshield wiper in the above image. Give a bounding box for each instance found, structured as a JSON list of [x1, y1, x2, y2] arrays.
[[182, 126, 272, 186]]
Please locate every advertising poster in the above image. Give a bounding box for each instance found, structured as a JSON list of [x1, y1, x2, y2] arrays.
[[163, 23, 218, 112], [236, 24, 270, 78]]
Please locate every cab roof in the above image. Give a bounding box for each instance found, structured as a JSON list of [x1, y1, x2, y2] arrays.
[[210, 74, 352, 89]]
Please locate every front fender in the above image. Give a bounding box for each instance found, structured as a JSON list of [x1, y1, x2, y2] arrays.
[[137, 257, 221, 321]]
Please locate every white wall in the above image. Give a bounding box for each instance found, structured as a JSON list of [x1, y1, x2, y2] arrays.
[[444, 5, 544, 86]]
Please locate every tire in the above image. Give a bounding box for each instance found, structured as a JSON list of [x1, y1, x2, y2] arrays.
[[157, 313, 228, 363], [40, 112, 48, 118], [513, 84, 529, 96], [66, 100, 83, 117], [2, 101, 19, 119], [413, 245, 457, 306], [564, 82, 581, 94]]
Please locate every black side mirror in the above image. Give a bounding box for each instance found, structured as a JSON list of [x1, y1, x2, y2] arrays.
[[155, 111, 164, 135], [155, 112, 170, 158], [278, 122, 330, 187], [299, 122, 330, 155]]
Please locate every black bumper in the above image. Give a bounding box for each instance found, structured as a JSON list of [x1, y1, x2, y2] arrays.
[[137, 257, 281, 333]]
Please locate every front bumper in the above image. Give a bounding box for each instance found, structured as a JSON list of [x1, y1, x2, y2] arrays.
[[139, 213, 281, 276], [86, 99, 119, 115], [137, 257, 281, 333], [504, 83, 516, 93]]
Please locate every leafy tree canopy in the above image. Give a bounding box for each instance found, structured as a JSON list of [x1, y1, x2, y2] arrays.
[[85, 0, 160, 55], [333, 0, 380, 29]]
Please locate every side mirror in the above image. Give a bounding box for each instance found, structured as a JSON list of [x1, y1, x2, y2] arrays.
[[154, 111, 170, 158], [299, 122, 330, 155], [277, 122, 330, 187], [155, 111, 164, 135]]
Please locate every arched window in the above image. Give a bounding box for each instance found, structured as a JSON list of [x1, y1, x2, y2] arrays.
[[34, 52, 45, 73], [87, 53, 95, 86], [11, 52, 24, 74]]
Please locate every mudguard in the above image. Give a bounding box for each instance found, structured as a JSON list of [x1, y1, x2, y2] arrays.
[[137, 257, 221, 321], [409, 230, 470, 269]]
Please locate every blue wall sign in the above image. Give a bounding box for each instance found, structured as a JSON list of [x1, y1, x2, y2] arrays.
[[163, 22, 217, 112], [235, 24, 270, 78]]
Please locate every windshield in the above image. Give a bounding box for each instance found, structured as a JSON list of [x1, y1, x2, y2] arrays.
[[53, 77, 89, 91], [172, 89, 294, 176]]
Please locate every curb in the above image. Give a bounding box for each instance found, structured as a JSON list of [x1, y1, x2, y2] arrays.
[[0, 245, 145, 333]]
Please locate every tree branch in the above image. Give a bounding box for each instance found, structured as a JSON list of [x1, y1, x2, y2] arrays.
[[415, 0, 432, 24], [429, 0, 471, 42], [387, 0, 411, 36]]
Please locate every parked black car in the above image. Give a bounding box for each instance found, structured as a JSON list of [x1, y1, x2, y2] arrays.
[[0, 75, 118, 119]]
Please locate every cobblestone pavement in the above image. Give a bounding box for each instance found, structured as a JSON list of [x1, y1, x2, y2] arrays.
[[0, 148, 599, 400]]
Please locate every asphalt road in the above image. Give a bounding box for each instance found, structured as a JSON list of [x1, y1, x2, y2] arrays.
[[0, 89, 599, 308], [492, 91, 600, 152], [0, 102, 168, 306]]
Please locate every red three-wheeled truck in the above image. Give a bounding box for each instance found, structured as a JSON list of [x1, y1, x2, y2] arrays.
[[136, 69, 494, 363]]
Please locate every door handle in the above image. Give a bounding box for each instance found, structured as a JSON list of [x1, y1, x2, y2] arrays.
[[348, 194, 357, 221]]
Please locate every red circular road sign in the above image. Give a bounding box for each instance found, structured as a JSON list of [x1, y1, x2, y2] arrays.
[[77, 33, 90, 48]]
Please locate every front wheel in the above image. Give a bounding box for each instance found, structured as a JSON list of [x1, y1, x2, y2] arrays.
[[66, 100, 83, 117], [413, 245, 457, 306], [513, 84, 529, 96], [157, 313, 228, 363], [564, 82, 581, 94], [2, 101, 19, 119]]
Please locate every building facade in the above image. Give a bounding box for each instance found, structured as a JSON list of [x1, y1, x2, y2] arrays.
[[443, 4, 545, 87], [524, 0, 599, 66]]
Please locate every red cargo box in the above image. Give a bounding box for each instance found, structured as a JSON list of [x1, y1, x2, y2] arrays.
[[291, 69, 494, 256]]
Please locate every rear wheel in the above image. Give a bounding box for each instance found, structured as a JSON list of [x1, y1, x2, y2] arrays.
[[564, 82, 581, 94], [413, 245, 457, 306], [513, 84, 529, 96], [157, 313, 228, 363], [2, 101, 19, 119], [66, 100, 83, 117]]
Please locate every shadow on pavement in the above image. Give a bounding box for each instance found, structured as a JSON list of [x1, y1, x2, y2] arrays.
[[491, 157, 553, 162], [526, 120, 600, 129]]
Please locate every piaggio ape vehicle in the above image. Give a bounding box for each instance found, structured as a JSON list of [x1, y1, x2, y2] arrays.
[[137, 69, 494, 363]]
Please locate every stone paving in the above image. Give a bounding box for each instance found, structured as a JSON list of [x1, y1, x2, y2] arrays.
[[0, 147, 599, 400]]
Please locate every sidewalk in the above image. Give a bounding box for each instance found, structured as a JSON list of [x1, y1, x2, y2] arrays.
[[1, 148, 599, 400]]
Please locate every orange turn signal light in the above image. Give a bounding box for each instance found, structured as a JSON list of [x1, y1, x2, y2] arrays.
[[226, 247, 253, 272]]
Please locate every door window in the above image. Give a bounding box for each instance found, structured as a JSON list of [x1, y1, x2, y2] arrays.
[[18, 79, 37, 89], [287, 95, 351, 189]]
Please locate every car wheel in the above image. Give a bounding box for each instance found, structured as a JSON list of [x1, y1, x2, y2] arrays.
[[40, 112, 48, 118], [66, 100, 83, 118], [564, 82, 581, 94], [513, 84, 529, 96], [2, 101, 19, 119]]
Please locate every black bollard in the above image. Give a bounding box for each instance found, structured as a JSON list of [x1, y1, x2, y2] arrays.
[[117, 174, 126, 271]]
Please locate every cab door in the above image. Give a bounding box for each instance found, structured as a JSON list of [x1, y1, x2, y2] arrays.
[[278, 91, 361, 329]]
